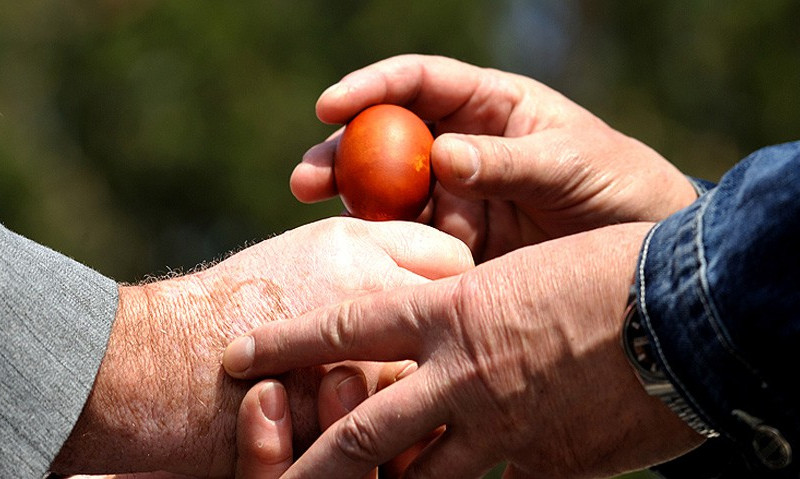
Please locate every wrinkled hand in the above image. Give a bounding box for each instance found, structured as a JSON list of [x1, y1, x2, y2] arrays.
[[292, 54, 697, 262], [225, 223, 703, 478], [52, 217, 472, 477]]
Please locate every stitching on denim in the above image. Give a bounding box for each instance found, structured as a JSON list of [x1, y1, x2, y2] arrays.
[[639, 221, 716, 424], [686, 176, 709, 196], [695, 188, 761, 377]]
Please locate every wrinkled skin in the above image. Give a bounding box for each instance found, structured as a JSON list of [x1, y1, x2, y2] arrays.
[[52, 217, 473, 478], [226, 223, 704, 478]]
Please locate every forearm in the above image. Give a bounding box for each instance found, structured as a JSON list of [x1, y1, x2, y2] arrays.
[[50, 282, 228, 475]]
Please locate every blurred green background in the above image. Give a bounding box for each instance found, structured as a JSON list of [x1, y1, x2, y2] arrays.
[[2, 1, 799, 476]]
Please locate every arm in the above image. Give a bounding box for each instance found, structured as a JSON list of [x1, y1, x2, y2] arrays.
[[3, 217, 473, 477]]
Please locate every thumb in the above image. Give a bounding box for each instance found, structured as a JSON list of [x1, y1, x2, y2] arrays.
[[432, 131, 572, 202], [235, 380, 293, 479]]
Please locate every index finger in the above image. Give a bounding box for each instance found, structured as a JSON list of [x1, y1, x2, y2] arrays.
[[316, 54, 584, 137], [316, 55, 509, 125], [222, 277, 458, 379]]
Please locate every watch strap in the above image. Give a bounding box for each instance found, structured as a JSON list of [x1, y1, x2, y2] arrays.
[[622, 286, 719, 439]]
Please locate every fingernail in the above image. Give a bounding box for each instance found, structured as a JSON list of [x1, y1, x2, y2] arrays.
[[259, 382, 287, 422], [336, 374, 367, 412], [395, 361, 418, 381], [224, 335, 254, 374], [447, 139, 480, 181]]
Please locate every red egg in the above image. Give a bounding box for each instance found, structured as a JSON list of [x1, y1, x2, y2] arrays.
[[334, 104, 434, 221]]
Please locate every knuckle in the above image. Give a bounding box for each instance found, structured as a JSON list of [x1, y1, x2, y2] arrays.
[[492, 140, 521, 174], [473, 137, 522, 191], [320, 300, 358, 353], [322, 216, 363, 245], [332, 412, 382, 465]]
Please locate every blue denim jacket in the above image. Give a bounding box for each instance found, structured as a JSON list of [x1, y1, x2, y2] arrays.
[[637, 141, 800, 477]]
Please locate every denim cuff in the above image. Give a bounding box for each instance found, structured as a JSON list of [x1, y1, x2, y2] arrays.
[[636, 192, 796, 476], [635, 209, 723, 434]]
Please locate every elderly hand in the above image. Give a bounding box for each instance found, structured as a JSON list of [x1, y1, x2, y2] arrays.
[[225, 223, 703, 478], [51, 217, 472, 477], [292, 55, 697, 262]]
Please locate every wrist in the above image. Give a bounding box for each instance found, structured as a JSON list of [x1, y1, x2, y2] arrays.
[[51, 284, 168, 473], [586, 223, 705, 473], [52, 277, 243, 476]]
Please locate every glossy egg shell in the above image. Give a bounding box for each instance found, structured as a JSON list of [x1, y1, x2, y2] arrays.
[[334, 104, 434, 221]]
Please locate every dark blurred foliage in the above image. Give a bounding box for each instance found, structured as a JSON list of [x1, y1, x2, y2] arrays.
[[0, 0, 494, 279], [2, 0, 799, 289], [573, 0, 800, 176]]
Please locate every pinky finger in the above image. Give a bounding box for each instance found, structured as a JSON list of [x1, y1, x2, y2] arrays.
[[235, 380, 294, 479]]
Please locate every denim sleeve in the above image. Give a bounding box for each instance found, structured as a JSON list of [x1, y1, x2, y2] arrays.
[[638, 141, 800, 477], [0, 224, 118, 477]]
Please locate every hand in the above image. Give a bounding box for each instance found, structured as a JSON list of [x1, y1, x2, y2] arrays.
[[224, 223, 704, 478], [51, 217, 473, 477], [292, 54, 698, 262]]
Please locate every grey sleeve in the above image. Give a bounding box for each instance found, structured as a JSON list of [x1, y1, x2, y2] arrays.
[[1, 224, 118, 477]]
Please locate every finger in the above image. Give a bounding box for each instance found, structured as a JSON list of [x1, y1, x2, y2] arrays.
[[376, 360, 418, 391], [317, 366, 381, 479], [282, 371, 446, 479], [223, 277, 456, 378], [317, 55, 585, 135], [235, 380, 293, 479], [316, 55, 489, 124], [318, 366, 369, 430], [503, 464, 534, 479], [432, 130, 584, 203], [373, 360, 433, 479], [356, 220, 474, 280], [290, 138, 339, 203], [319, 54, 544, 132]]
